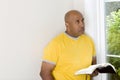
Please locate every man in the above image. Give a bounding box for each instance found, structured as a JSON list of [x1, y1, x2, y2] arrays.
[[40, 10, 97, 80]]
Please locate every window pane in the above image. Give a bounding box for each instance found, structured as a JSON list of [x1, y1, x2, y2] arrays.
[[105, 1, 120, 80]]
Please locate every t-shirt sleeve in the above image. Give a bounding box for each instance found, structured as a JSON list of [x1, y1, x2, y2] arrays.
[[42, 40, 59, 64], [90, 38, 96, 56]]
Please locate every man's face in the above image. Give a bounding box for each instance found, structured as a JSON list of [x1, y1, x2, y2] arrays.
[[66, 12, 85, 37]]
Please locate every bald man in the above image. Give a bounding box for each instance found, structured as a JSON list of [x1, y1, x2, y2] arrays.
[[40, 10, 97, 80]]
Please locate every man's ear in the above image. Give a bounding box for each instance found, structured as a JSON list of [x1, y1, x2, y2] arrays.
[[65, 22, 69, 31], [65, 23, 69, 27]]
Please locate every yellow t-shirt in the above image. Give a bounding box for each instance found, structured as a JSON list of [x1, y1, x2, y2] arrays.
[[42, 33, 96, 80]]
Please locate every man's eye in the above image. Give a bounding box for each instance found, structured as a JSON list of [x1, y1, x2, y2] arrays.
[[76, 20, 79, 23], [82, 18, 84, 22]]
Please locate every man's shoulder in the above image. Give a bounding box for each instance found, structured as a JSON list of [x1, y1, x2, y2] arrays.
[[51, 32, 65, 42], [55, 32, 64, 38]]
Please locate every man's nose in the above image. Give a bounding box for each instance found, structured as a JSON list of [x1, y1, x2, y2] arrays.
[[79, 22, 84, 27]]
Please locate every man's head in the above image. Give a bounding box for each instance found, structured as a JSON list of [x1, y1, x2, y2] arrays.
[[64, 10, 84, 37]]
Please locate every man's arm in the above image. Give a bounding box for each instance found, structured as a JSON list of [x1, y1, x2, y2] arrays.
[[91, 56, 98, 77], [92, 56, 97, 65], [40, 61, 55, 80]]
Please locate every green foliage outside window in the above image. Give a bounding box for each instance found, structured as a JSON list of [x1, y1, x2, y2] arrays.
[[106, 9, 120, 80]]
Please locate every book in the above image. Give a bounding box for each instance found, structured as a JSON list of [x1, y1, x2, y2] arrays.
[[75, 63, 116, 75]]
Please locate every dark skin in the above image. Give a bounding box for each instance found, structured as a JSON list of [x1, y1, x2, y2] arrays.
[[40, 10, 98, 80], [40, 62, 55, 80], [65, 10, 85, 37], [91, 56, 98, 77]]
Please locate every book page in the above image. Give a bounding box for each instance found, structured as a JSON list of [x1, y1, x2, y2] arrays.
[[75, 63, 116, 75], [75, 64, 101, 75]]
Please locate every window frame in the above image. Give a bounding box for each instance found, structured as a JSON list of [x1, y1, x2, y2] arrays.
[[96, 0, 120, 80]]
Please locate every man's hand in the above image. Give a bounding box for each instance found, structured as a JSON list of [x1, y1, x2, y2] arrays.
[[91, 56, 98, 77], [90, 70, 98, 77]]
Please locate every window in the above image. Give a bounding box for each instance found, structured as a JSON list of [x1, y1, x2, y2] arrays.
[[105, 0, 120, 80], [96, 0, 120, 80]]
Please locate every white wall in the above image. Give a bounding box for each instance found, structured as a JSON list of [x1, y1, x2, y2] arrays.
[[73, 0, 85, 15], [0, 0, 74, 80], [0, 0, 103, 80]]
